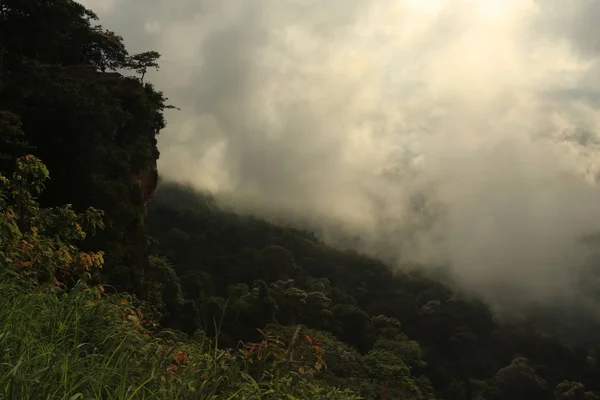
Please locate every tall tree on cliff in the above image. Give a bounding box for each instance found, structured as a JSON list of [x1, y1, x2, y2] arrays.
[[127, 50, 161, 84], [0, 0, 172, 295]]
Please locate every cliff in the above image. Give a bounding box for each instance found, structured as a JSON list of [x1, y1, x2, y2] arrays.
[[0, 0, 169, 295], [128, 162, 159, 297]]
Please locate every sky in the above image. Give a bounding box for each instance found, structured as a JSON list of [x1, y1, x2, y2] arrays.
[[78, 0, 600, 307]]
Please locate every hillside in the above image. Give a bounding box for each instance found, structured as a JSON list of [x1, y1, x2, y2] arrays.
[[147, 182, 600, 399]]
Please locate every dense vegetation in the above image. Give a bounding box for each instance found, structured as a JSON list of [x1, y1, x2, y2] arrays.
[[0, 155, 359, 399], [0, 0, 169, 294], [147, 183, 600, 400], [1, 1, 599, 399]]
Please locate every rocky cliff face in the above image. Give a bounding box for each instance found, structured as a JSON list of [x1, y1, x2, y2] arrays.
[[125, 160, 159, 298], [138, 163, 159, 218], [56, 67, 164, 295]]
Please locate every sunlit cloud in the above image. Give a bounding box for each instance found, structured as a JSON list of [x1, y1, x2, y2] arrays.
[[79, 0, 600, 306]]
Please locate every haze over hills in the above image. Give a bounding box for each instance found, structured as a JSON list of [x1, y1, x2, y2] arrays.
[[79, 0, 600, 313]]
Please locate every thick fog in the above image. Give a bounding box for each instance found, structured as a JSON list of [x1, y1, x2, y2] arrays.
[[80, 0, 600, 306]]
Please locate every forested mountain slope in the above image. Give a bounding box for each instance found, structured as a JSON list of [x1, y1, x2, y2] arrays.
[[147, 182, 600, 399]]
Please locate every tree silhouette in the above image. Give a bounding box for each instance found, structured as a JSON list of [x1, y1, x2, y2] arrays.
[[127, 51, 161, 83]]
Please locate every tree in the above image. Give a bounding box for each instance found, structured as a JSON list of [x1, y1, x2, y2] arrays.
[[261, 245, 299, 281], [330, 304, 369, 351], [84, 27, 128, 72], [271, 279, 307, 325], [146, 255, 184, 324], [0, 111, 34, 174], [362, 349, 425, 399], [554, 381, 586, 400], [127, 51, 160, 83], [493, 358, 550, 400], [0, 0, 98, 68], [0, 155, 104, 286]]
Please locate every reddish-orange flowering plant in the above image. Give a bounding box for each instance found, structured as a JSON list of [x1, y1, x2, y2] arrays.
[[0, 155, 105, 286]]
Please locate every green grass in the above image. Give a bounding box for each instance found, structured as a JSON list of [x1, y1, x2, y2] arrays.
[[0, 274, 359, 399]]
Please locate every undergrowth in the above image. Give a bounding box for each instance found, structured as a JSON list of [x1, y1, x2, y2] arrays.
[[0, 274, 359, 399], [0, 156, 359, 399]]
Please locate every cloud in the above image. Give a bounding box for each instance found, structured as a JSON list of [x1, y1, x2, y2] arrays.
[[533, 0, 600, 59], [79, 0, 600, 306]]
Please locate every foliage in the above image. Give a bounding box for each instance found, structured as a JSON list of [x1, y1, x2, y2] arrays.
[[0, 155, 104, 286], [0, 156, 357, 399], [0, 274, 359, 399], [0, 111, 35, 173], [0, 0, 173, 295], [127, 51, 161, 83], [240, 326, 327, 377], [148, 183, 600, 399], [145, 255, 185, 323]]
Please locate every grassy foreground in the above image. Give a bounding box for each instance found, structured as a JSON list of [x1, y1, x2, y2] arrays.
[[0, 156, 358, 400], [0, 274, 359, 400]]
